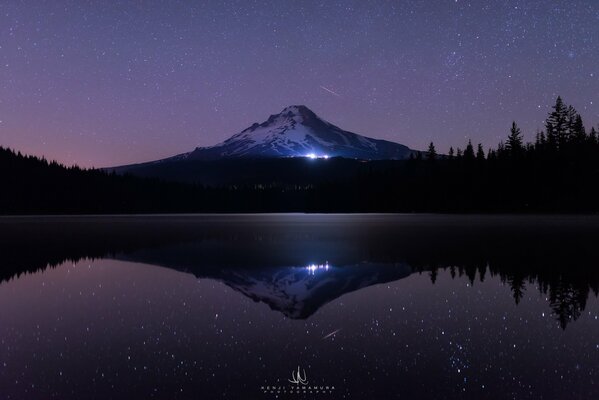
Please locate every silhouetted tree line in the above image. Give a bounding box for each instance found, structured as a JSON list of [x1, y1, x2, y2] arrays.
[[0, 147, 207, 213], [393, 96, 599, 212], [1, 96, 599, 213]]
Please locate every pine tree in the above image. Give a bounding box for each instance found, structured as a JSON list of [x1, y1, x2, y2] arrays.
[[590, 127, 598, 145], [506, 121, 523, 154], [464, 140, 475, 160], [476, 143, 485, 160], [546, 96, 568, 150], [448, 147, 455, 158], [566, 105, 578, 143], [535, 130, 546, 148], [427, 142, 437, 161], [572, 114, 586, 144]]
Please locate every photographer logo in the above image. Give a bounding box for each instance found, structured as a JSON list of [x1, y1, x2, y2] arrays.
[[260, 366, 336, 396]]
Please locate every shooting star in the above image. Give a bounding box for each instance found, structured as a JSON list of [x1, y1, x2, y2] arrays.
[[322, 328, 342, 340], [319, 86, 341, 97]]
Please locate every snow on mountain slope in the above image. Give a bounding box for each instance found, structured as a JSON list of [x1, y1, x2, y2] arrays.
[[180, 105, 414, 160]]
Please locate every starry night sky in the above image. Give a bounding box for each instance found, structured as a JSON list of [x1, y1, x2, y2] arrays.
[[1, 0, 598, 167]]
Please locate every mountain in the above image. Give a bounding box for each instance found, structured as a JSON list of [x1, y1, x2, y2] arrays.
[[180, 105, 414, 160], [107, 105, 416, 185], [114, 106, 414, 168]]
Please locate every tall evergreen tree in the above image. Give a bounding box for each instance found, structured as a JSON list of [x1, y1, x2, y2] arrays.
[[535, 130, 546, 148], [506, 121, 523, 154], [427, 142, 437, 161], [464, 140, 475, 160], [566, 105, 579, 143], [572, 114, 586, 144], [590, 127, 598, 145], [476, 143, 485, 160], [546, 96, 568, 150]]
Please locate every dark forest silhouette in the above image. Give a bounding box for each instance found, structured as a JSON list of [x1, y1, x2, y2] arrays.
[[1, 96, 599, 213], [407, 96, 599, 212]]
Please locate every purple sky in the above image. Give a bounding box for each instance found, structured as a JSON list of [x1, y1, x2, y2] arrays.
[[1, 0, 598, 167]]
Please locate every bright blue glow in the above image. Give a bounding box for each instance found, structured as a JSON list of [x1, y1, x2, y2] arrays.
[[305, 153, 329, 160], [306, 262, 330, 274]]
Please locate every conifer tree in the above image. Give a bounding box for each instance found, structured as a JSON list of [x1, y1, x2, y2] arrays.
[[427, 142, 437, 161], [590, 127, 598, 145], [464, 140, 475, 160], [572, 114, 586, 144], [546, 96, 568, 150], [506, 121, 523, 154], [476, 143, 485, 160], [566, 105, 578, 143], [535, 130, 546, 148]]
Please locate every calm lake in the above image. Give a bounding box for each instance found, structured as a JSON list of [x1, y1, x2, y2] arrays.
[[0, 214, 598, 399]]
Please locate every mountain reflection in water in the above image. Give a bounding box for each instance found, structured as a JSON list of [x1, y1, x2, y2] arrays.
[[1, 214, 598, 328]]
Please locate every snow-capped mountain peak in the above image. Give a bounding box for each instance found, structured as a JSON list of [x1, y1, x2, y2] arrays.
[[184, 105, 414, 160]]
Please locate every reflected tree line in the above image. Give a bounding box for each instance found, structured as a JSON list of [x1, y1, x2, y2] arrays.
[[1, 217, 598, 329], [422, 262, 598, 329], [3, 253, 595, 329]]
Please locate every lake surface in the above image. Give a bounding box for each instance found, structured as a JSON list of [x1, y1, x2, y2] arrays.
[[1, 214, 598, 399]]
